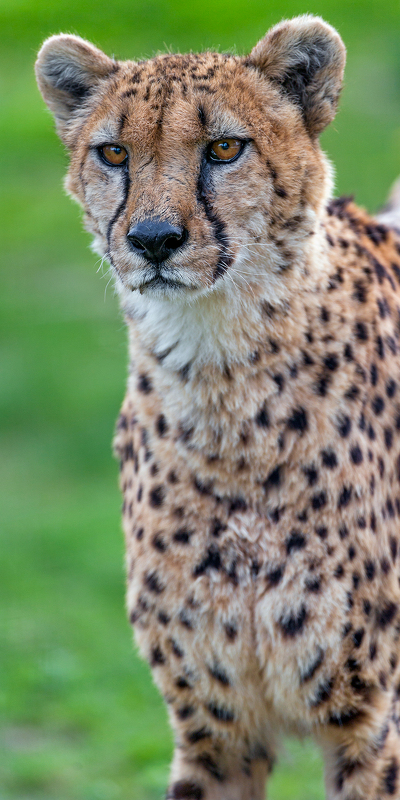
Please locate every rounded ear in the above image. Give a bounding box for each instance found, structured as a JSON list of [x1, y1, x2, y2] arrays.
[[246, 15, 346, 136], [35, 35, 117, 141]]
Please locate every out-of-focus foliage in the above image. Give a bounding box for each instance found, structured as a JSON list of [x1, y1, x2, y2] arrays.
[[1, 0, 400, 797]]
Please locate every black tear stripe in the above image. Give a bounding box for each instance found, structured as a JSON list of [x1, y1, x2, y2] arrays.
[[196, 161, 232, 282], [106, 170, 131, 268]]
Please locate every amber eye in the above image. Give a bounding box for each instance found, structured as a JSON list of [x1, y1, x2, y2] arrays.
[[209, 138, 243, 163], [99, 144, 128, 166]]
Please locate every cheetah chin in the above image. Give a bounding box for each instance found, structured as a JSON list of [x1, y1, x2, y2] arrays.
[[37, 15, 400, 800]]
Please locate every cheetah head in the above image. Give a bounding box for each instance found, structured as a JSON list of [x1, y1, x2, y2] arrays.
[[36, 17, 345, 313]]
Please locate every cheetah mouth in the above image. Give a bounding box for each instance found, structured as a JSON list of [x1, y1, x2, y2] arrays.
[[132, 271, 198, 295]]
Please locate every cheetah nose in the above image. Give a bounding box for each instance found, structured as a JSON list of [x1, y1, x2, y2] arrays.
[[127, 217, 188, 263]]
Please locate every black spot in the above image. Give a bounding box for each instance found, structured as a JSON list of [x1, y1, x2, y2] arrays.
[[193, 546, 221, 576], [303, 465, 318, 486], [266, 564, 285, 586], [337, 414, 352, 438], [206, 702, 234, 722], [350, 445, 363, 465], [151, 645, 166, 666], [352, 628, 365, 648], [208, 663, 230, 686], [355, 321, 368, 341], [179, 362, 192, 381], [177, 705, 196, 720], [353, 280, 367, 303], [158, 611, 170, 625], [262, 465, 282, 492], [376, 601, 397, 629], [149, 485, 165, 507], [370, 363, 378, 386], [211, 518, 227, 537], [390, 537, 398, 562], [224, 623, 237, 640], [287, 407, 308, 434], [305, 577, 321, 592], [273, 373, 285, 391], [156, 414, 168, 436], [345, 658, 360, 672], [321, 449, 338, 469], [312, 491, 327, 510], [152, 533, 167, 552], [255, 402, 270, 427], [371, 395, 385, 415], [352, 570, 361, 590], [344, 384, 360, 401], [364, 560, 375, 581], [363, 599, 372, 617], [193, 477, 213, 496], [280, 604, 308, 637], [334, 564, 344, 579], [376, 335, 385, 359], [382, 758, 398, 796], [338, 485, 352, 509], [316, 526, 328, 539], [324, 354, 339, 371], [300, 647, 325, 683], [344, 343, 354, 361], [329, 708, 363, 726], [321, 307, 330, 323], [173, 529, 194, 544], [186, 726, 212, 744], [145, 571, 165, 594], [167, 780, 203, 799], [138, 373, 152, 393], [196, 753, 225, 782], [310, 677, 334, 706], [384, 428, 393, 450], [381, 557, 391, 575], [286, 530, 306, 554], [175, 676, 190, 689], [315, 374, 331, 397], [386, 379, 397, 398], [229, 497, 247, 513]]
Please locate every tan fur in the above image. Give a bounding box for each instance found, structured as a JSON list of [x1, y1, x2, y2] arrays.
[[36, 17, 400, 799]]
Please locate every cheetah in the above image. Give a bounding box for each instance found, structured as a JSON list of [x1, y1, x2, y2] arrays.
[[36, 15, 400, 799]]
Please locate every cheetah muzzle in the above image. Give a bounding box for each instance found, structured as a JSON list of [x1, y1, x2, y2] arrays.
[[36, 15, 400, 800]]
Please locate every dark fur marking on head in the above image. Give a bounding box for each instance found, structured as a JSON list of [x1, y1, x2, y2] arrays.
[[196, 161, 232, 281]]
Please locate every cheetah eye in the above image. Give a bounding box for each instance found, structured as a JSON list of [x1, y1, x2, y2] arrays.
[[99, 144, 128, 166], [208, 138, 244, 163]]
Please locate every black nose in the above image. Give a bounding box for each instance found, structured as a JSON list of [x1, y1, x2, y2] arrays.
[[127, 217, 188, 263]]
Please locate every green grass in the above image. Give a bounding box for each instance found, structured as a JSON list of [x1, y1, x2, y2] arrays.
[[2, 0, 400, 796]]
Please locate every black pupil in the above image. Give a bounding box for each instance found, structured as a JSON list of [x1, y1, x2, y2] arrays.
[[220, 142, 229, 150], [113, 147, 121, 154]]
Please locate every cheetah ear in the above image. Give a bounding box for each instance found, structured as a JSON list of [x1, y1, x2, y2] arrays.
[[247, 15, 346, 136], [35, 35, 117, 144]]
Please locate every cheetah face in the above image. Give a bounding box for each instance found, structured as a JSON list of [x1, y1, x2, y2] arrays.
[[36, 17, 345, 306]]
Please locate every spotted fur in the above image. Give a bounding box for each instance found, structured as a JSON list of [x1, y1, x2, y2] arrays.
[[36, 16, 400, 799]]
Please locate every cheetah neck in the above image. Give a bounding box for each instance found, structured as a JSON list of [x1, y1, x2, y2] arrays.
[[123, 220, 330, 381]]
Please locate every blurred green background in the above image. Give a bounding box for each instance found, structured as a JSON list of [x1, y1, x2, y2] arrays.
[[2, 0, 400, 798]]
